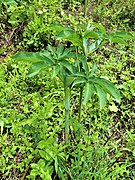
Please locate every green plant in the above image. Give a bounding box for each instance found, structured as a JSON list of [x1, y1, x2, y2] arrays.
[[12, 21, 133, 145]]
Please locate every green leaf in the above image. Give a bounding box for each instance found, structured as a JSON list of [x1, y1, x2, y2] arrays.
[[12, 52, 49, 63], [83, 38, 88, 55], [74, 72, 86, 77], [60, 60, 74, 73], [94, 23, 106, 34], [57, 30, 82, 47], [58, 47, 74, 59], [82, 58, 89, 74], [39, 50, 54, 63], [88, 40, 104, 52], [95, 84, 107, 108], [65, 76, 75, 87], [110, 36, 126, 44], [57, 46, 64, 57], [49, 24, 69, 33], [51, 65, 60, 79], [89, 62, 97, 76], [54, 157, 58, 173], [72, 77, 86, 88], [47, 44, 56, 54], [111, 31, 133, 39], [27, 61, 47, 77], [93, 77, 121, 102], [84, 82, 95, 105], [84, 31, 99, 39]]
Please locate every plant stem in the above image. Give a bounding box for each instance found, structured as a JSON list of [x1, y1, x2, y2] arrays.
[[64, 86, 71, 145], [78, 86, 83, 122]]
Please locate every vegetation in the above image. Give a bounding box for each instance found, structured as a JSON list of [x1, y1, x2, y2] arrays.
[[0, 0, 135, 179]]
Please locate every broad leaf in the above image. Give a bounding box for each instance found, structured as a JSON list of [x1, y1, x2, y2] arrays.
[[39, 50, 54, 64], [93, 77, 121, 102], [65, 76, 76, 87], [84, 82, 95, 105], [51, 65, 60, 79], [83, 38, 88, 55], [12, 52, 49, 63], [110, 36, 126, 44], [89, 62, 97, 76], [94, 23, 106, 34], [27, 61, 47, 77], [60, 60, 74, 73], [111, 31, 133, 39], [72, 77, 86, 88], [88, 40, 105, 52], [49, 24, 69, 33], [74, 72, 86, 77], [84, 31, 99, 39], [82, 58, 89, 74], [47, 44, 56, 54], [57, 30, 82, 47], [95, 84, 107, 108], [57, 46, 64, 57], [58, 47, 74, 60]]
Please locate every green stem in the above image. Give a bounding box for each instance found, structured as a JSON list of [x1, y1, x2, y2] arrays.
[[78, 86, 83, 122], [64, 86, 71, 145]]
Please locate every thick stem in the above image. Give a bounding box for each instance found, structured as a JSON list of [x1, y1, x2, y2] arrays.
[[78, 86, 83, 122], [64, 87, 71, 145]]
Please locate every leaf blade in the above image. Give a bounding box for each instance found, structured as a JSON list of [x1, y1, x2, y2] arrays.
[[93, 77, 121, 102], [84, 82, 95, 105], [95, 84, 107, 108]]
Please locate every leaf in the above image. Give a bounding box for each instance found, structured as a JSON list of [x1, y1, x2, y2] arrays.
[[88, 40, 104, 52], [110, 36, 126, 44], [47, 44, 56, 54], [65, 76, 75, 88], [83, 38, 88, 55], [94, 23, 106, 34], [111, 31, 133, 39], [39, 50, 54, 63], [74, 72, 86, 77], [93, 77, 121, 102], [84, 31, 99, 39], [90, 62, 97, 76], [57, 30, 82, 47], [82, 58, 89, 74], [72, 77, 86, 88], [27, 61, 47, 77], [57, 46, 64, 57], [95, 84, 107, 108], [58, 47, 74, 59], [49, 24, 69, 33], [54, 157, 58, 173], [60, 60, 74, 73], [12, 52, 49, 63], [51, 65, 60, 79], [84, 82, 95, 105]]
